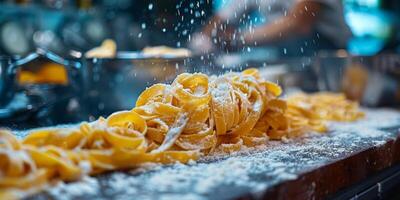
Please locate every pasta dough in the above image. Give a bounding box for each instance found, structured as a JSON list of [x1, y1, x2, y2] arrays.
[[0, 68, 363, 199], [142, 46, 192, 57], [85, 39, 117, 58]]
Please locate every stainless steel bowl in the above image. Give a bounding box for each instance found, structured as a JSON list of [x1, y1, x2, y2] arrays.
[[81, 52, 230, 118], [314, 50, 400, 106], [82, 52, 193, 118]]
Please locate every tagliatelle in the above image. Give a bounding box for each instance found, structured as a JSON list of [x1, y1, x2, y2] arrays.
[[0, 68, 364, 199]]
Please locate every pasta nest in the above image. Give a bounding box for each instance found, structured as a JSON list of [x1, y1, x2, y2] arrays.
[[0, 68, 363, 199]]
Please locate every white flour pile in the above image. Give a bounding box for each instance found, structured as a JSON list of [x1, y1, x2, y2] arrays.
[[23, 108, 400, 200]]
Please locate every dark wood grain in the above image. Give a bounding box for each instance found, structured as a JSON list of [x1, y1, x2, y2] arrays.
[[257, 129, 400, 200]]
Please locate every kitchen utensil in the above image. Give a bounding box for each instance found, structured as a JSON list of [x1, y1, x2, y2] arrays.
[[314, 50, 400, 106], [0, 48, 85, 127]]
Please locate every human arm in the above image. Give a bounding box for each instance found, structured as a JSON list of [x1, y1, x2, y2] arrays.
[[242, 0, 322, 45]]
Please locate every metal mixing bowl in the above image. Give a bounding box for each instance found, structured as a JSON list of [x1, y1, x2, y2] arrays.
[[314, 50, 400, 106]]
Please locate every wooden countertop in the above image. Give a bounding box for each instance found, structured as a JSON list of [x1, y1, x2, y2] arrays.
[[26, 108, 400, 200]]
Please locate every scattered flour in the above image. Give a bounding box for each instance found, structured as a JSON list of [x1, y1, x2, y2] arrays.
[[24, 108, 400, 200], [46, 176, 100, 200]]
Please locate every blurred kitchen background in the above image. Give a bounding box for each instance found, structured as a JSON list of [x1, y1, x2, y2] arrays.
[[0, 0, 399, 129], [0, 0, 399, 56], [0, 0, 212, 55]]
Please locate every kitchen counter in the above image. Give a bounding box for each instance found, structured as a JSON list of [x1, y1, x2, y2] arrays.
[[24, 108, 400, 200]]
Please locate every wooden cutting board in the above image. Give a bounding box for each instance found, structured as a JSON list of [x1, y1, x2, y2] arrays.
[[25, 109, 400, 200]]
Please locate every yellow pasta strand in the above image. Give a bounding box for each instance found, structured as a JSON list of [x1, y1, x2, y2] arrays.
[[0, 68, 364, 199]]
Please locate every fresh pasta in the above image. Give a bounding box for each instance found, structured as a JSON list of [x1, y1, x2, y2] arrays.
[[0, 68, 364, 199]]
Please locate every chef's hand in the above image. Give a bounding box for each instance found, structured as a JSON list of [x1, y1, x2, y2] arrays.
[[189, 33, 215, 55], [190, 26, 244, 54]]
